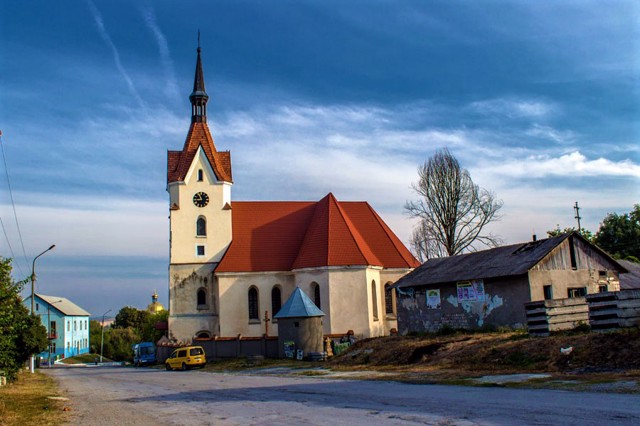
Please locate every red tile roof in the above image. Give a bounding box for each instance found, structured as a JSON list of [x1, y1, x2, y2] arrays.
[[216, 193, 419, 273], [167, 122, 232, 183]]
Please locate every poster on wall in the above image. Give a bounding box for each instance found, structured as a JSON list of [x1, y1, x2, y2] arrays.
[[472, 279, 486, 301], [284, 341, 295, 359], [457, 280, 485, 301], [426, 289, 441, 309]]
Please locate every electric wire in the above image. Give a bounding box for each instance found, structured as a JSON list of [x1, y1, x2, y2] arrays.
[[0, 215, 24, 276], [0, 132, 29, 277]]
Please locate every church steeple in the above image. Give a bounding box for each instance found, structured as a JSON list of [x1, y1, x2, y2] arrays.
[[189, 34, 208, 123]]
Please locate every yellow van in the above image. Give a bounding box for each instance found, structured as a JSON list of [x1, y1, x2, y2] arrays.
[[165, 346, 206, 370]]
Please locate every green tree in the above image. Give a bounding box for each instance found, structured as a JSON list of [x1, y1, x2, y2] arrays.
[[113, 306, 150, 334], [89, 319, 103, 354], [0, 257, 48, 381], [102, 327, 140, 362], [594, 204, 640, 261], [141, 310, 169, 343], [546, 225, 595, 242]]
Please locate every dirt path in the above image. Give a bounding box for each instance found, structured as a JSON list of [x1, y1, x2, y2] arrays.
[[45, 365, 640, 425]]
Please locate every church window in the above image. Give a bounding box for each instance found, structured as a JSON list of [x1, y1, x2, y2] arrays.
[[196, 331, 210, 339], [271, 286, 282, 317], [196, 217, 206, 236], [248, 287, 259, 320], [311, 282, 321, 309], [196, 245, 205, 256], [384, 283, 395, 315], [371, 280, 379, 321], [197, 169, 203, 181], [197, 288, 207, 309]]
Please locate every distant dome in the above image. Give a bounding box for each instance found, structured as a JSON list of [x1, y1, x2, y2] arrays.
[[147, 291, 165, 313]]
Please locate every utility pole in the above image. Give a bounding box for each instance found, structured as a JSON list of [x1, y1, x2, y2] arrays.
[[100, 309, 112, 363], [574, 202, 582, 233]]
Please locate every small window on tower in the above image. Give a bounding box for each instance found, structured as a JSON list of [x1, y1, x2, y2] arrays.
[[196, 245, 205, 256], [197, 169, 203, 181]]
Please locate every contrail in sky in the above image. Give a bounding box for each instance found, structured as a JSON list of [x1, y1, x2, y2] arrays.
[[142, 5, 180, 101], [85, 0, 146, 109]]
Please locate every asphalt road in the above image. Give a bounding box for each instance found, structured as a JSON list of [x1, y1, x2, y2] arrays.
[[45, 366, 640, 426]]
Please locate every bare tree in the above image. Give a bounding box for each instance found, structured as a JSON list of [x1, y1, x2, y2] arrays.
[[405, 148, 503, 260]]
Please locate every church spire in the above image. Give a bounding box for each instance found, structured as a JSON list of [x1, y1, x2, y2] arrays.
[[189, 32, 208, 123]]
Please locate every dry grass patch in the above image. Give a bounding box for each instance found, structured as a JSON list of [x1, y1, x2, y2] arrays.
[[0, 371, 69, 426]]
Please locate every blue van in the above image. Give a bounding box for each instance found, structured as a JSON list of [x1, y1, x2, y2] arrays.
[[132, 342, 156, 367]]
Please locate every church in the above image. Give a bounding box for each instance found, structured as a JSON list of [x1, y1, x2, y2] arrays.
[[167, 46, 419, 343]]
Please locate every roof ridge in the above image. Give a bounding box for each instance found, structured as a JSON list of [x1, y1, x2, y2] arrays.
[[329, 194, 378, 266]]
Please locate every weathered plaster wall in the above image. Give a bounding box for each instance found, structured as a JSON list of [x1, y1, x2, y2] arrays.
[[396, 277, 530, 334], [277, 317, 324, 358], [168, 263, 218, 342]]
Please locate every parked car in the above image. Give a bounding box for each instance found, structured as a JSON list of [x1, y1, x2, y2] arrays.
[[132, 342, 156, 367], [165, 346, 206, 371]]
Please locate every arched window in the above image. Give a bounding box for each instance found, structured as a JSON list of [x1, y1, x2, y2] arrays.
[[197, 287, 207, 308], [385, 283, 395, 315], [312, 282, 321, 309], [271, 286, 282, 317], [196, 331, 210, 339], [248, 287, 259, 320], [371, 280, 378, 321], [196, 217, 206, 236]]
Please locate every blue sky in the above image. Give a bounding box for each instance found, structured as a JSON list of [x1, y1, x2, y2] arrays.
[[1, 0, 638, 318]]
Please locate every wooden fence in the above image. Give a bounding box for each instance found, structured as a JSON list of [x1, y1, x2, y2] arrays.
[[525, 289, 640, 335]]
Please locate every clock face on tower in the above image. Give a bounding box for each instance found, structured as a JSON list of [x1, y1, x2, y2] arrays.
[[193, 192, 209, 208]]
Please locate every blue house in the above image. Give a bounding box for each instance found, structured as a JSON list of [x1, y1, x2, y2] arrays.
[[23, 294, 91, 362]]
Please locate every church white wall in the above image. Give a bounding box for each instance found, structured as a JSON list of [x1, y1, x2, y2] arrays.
[[169, 147, 232, 265], [217, 272, 296, 337]]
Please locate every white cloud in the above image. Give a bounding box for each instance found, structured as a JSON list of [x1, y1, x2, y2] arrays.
[[469, 98, 556, 119], [489, 151, 640, 179], [141, 5, 180, 101], [85, 0, 145, 109]]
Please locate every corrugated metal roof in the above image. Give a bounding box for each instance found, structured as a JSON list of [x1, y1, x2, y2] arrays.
[[36, 294, 91, 316], [394, 234, 571, 288], [274, 287, 325, 318]]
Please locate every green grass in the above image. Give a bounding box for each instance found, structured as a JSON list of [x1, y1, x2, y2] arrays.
[[0, 371, 69, 426], [59, 353, 114, 364]]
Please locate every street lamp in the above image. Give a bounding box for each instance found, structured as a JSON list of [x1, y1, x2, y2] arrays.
[[100, 309, 112, 363], [47, 300, 63, 368], [29, 244, 56, 374]]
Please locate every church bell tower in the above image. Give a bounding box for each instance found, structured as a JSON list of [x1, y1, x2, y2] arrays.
[[166, 41, 233, 342]]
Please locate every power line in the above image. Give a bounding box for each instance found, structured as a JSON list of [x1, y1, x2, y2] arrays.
[[0, 131, 30, 276], [0, 215, 24, 276]]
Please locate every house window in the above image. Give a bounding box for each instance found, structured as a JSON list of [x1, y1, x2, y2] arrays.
[[196, 216, 206, 236], [51, 342, 56, 353], [74, 321, 77, 331], [67, 322, 70, 332], [271, 286, 282, 317], [568, 287, 587, 298], [36, 303, 39, 311], [311, 282, 321, 309], [197, 288, 207, 308], [196, 245, 205, 256], [197, 169, 204, 181], [543, 285, 553, 300], [371, 280, 378, 321], [599, 284, 608, 293], [248, 287, 259, 320], [50, 321, 57, 338], [384, 283, 395, 315]]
